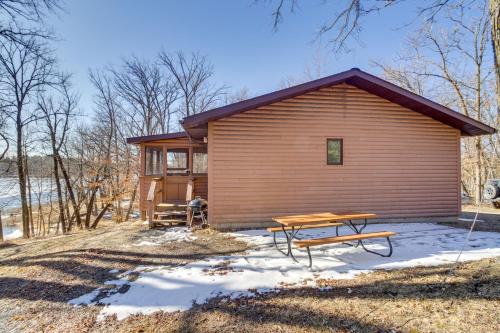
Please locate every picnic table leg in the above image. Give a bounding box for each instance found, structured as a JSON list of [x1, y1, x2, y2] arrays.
[[359, 218, 368, 233], [272, 226, 291, 256], [344, 219, 357, 233], [344, 219, 361, 247], [306, 247, 312, 268], [277, 225, 302, 262], [354, 218, 368, 247], [279, 225, 298, 256], [359, 237, 394, 257], [342, 219, 368, 247]]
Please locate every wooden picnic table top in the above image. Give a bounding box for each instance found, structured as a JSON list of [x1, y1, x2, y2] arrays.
[[272, 212, 377, 227]]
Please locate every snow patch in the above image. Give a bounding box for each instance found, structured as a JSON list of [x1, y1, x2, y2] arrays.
[[69, 223, 500, 320], [133, 227, 197, 246]]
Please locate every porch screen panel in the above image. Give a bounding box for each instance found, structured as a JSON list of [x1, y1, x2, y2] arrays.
[[145, 147, 163, 175], [193, 147, 208, 174], [167, 149, 189, 175]]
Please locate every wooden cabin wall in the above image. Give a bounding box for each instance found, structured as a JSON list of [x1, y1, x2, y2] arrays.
[[208, 83, 461, 229]]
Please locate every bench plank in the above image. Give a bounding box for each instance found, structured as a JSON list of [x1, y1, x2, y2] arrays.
[[294, 231, 396, 248], [273, 212, 377, 227], [267, 222, 344, 233]]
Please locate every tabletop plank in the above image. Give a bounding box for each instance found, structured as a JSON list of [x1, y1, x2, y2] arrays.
[[272, 212, 377, 227]]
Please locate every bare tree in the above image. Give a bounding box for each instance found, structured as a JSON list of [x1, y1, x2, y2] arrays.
[[71, 127, 105, 228], [0, 110, 9, 161], [491, 0, 499, 124], [37, 75, 77, 233], [278, 47, 331, 88], [111, 57, 179, 136], [374, 2, 496, 204], [158, 51, 227, 117], [0, 37, 59, 238], [88, 69, 135, 226], [225, 87, 251, 104], [264, 0, 499, 120], [0, 0, 63, 47], [0, 111, 8, 241]]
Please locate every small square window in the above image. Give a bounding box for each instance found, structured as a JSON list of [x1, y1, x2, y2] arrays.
[[327, 139, 343, 165]]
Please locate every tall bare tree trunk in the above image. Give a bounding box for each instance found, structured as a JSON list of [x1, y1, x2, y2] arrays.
[[125, 180, 139, 221], [91, 203, 112, 229], [47, 177, 54, 235], [475, 138, 483, 205], [85, 187, 99, 228], [16, 119, 30, 238], [0, 211, 4, 242], [491, 0, 500, 124], [52, 154, 67, 233], [24, 151, 34, 236], [56, 154, 82, 229]]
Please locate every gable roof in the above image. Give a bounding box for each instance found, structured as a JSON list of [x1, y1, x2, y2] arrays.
[[181, 68, 495, 138]]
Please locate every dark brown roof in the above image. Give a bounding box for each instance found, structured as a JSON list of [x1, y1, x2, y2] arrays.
[[126, 131, 187, 144], [181, 68, 495, 138]]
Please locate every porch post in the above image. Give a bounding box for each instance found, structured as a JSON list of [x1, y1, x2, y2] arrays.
[[188, 146, 193, 174]]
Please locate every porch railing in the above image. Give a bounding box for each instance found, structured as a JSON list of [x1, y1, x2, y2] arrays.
[[147, 177, 163, 229]]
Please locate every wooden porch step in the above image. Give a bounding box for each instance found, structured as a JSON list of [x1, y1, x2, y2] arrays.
[[152, 219, 187, 224], [154, 211, 187, 217], [156, 203, 187, 209]]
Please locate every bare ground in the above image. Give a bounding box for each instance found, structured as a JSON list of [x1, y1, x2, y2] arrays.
[[0, 220, 499, 333], [439, 205, 500, 232]]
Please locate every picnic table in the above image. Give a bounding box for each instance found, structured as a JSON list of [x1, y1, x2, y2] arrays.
[[269, 212, 395, 267]]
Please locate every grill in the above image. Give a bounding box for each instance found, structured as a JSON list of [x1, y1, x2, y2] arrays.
[[187, 197, 208, 228]]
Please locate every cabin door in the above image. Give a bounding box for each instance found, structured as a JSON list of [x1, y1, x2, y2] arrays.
[[164, 176, 188, 203], [163, 148, 190, 203]]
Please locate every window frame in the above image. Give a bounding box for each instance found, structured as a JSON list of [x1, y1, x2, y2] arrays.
[[144, 146, 164, 176], [166, 148, 190, 176], [326, 138, 343, 166]]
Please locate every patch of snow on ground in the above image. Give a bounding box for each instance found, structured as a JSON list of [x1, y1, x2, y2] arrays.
[[70, 223, 500, 320], [133, 227, 197, 246]]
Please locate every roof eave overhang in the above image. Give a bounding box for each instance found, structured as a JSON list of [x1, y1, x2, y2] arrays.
[[126, 132, 188, 144]]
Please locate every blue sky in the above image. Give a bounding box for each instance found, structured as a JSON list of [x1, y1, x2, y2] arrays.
[[49, 0, 419, 114]]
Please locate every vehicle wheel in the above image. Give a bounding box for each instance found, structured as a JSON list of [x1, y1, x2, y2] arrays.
[[484, 184, 500, 200]]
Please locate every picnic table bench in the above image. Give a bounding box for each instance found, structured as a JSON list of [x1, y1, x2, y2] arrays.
[[270, 212, 396, 267]]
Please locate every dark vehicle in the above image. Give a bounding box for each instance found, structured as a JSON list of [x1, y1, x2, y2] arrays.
[[484, 179, 500, 208]]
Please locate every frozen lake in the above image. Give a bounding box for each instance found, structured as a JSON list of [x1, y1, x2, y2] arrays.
[[2, 223, 22, 240], [0, 177, 55, 212], [1, 177, 55, 240]]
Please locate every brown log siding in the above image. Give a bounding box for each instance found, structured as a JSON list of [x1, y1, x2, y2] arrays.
[[208, 84, 461, 228]]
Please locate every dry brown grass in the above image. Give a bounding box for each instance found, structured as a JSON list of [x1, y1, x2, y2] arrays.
[[0, 221, 498, 333]]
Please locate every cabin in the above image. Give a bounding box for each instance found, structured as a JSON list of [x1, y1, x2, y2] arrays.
[[127, 68, 495, 230]]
